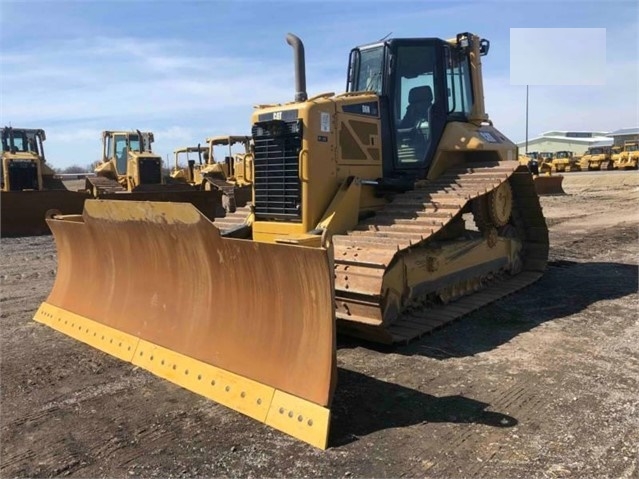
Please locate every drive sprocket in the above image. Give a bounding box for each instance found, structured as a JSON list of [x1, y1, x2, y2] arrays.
[[488, 181, 513, 227]]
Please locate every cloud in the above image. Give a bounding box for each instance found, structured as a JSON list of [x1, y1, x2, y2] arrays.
[[2, 5, 637, 169], [0, 35, 342, 122]]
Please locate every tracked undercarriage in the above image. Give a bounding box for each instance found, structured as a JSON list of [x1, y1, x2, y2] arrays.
[[333, 161, 549, 343], [213, 161, 549, 344]]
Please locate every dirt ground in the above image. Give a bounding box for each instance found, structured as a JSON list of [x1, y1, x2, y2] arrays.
[[1, 171, 638, 478]]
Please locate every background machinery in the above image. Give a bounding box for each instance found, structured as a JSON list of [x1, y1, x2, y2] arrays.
[[551, 151, 572, 172], [1, 127, 88, 237], [612, 141, 639, 169], [171, 135, 253, 216], [36, 32, 548, 449], [537, 152, 554, 173], [581, 145, 613, 171], [518, 151, 565, 195], [83, 130, 221, 219]]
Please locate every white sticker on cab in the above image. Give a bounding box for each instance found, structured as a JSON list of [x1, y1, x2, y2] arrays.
[[320, 112, 330, 132]]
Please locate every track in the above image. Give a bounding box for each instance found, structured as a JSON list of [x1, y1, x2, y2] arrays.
[[213, 204, 252, 231], [333, 160, 549, 343]]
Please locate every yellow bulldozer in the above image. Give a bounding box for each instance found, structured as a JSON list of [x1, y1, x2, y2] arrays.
[[35, 33, 549, 449], [537, 152, 554, 173], [518, 151, 565, 195], [581, 145, 613, 171], [551, 151, 572, 172], [612, 141, 639, 169], [1, 127, 88, 237], [170, 135, 253, 216], [83, 130, 222, 218]]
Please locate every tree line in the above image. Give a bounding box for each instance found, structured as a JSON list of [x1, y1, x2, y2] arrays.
[[53, 165, 93, 174]]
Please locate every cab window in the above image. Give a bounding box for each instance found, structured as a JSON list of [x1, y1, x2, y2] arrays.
[[114, 135, 128, 174], [393, 44, 436, 166], [354, 46, 384, 95], [446, 47, 473, 116]]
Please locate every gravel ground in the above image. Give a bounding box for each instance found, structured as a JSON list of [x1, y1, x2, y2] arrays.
[[1, 171, 637, 478]]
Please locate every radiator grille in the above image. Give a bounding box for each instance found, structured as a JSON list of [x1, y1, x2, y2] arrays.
[[8, 161, 39, 191], [138, 158, 162, 185], [252, 120, 302, 221]]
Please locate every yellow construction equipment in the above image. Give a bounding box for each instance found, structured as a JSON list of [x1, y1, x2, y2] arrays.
[[1, 127, 88, 237], [518, 152, 565, 195], [84, 130, 221, 218], [566, 152, 582, 171], [170, 135, 253, 214], [612, 141, 639, 169], [537, 152, 554, 173], [581, 145, 613, 171], [36, 33, 548, 449], [551, 151, 572, 172]]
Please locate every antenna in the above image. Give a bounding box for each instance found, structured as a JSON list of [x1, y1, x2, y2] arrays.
[[378, 32, 392, 42]]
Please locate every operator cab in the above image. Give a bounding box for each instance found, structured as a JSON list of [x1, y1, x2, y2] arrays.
[[103, 131, 150, 175], [346, 33, 488, 179], [1, 128, 46, 191], [1, 128, 45, 157]]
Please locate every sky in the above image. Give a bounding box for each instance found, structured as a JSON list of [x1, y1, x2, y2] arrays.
[[1, 0, 637, 169]]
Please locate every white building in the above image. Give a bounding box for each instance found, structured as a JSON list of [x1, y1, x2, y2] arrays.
[[516, 131, 613, 155]]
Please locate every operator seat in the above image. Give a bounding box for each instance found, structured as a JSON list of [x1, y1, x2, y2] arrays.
[[397, 85, 433, 162], [399, 85, 433, 130]]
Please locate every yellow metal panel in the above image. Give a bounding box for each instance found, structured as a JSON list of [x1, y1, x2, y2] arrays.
[[34, 302, 138, 362], [132, 340, 275, 423], [252, 221, 306, 243], [35, 303, 332, 448], [315, 177, 361, 236], [265, 390, 331, 450]]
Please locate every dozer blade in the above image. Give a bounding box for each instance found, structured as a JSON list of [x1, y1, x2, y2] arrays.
[[98, 188, 225, 220], [533, 174, 565, 195], [34, 200, 336, 449], [0, 190, 89, 237]]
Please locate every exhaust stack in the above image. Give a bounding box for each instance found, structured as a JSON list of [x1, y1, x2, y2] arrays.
[[286, 33, 308, 102]]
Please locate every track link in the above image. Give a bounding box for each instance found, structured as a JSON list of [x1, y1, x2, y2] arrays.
[[87, 176, 126, 195], [332, 160, 549, 343]]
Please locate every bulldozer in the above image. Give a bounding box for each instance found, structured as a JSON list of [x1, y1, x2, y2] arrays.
[[537, 152, 554, 173], [170, 135, 253, 215], [35, 33, 549, 449], [1, 127, 89, 237], [518, 151, 565, 195], [612, 141, 639, 169], [581, 145, 613, 171], [551, 151, 572, 172], [84, 130, 222, 218]]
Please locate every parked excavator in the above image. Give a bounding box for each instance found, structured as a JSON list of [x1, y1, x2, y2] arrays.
[[170, 135, 253, 214], [518, 151, 565, 195], [83, 130, 222, 218], [1, 127, 88, 237], [35, 32, 548, 449]]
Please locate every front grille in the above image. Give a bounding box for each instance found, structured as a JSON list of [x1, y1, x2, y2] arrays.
[[138, 158, 162, 185], [8, 161, 39, 191], [252, 120, 302, 221]]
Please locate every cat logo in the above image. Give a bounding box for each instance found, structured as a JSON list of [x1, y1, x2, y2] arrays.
[[273, 111, 283, 120]]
